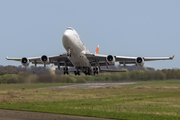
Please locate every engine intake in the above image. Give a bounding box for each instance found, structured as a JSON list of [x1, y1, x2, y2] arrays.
[[21, 57, 29, 67], [136, 57, 144, 66], [41, 55, 49, 64], [106, 55, 115, 65]]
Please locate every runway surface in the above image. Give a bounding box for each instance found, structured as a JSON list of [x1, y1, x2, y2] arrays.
[[1, 82, 136, 120], [39, 82, 136, 89], [0, 109, 116, 120]]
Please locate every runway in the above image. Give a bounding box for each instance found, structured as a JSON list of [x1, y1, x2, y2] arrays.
[[0, 109, 116, 120], [39, 82, 136, 89]]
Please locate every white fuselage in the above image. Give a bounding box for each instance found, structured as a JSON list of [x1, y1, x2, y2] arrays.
[[62, 27, 91, 71]]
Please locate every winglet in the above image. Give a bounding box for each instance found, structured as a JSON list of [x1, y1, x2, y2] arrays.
[[171, 55, 175, 59], [6, 56, 8, 60], [95, 45, 99, 54]]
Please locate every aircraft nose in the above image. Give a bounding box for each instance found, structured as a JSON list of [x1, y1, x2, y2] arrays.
[[63, 30, 71, 41], [62, 30, 73, 47]]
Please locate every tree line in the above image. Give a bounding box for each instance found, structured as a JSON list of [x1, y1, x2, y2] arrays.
[[0, 65, 179, 84]]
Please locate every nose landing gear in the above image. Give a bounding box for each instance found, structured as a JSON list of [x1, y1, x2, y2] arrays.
[[67, 48, 71, 57]]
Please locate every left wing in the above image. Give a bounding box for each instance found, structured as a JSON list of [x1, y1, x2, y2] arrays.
[[85, 53, 174, 67]]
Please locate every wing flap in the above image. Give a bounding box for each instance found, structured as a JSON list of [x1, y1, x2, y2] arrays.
[[86, 53, 107, 62]]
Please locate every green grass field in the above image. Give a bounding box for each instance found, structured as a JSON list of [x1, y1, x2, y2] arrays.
[[0, 80, 180, 120]]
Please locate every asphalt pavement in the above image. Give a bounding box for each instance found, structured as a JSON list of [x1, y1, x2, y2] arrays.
[[39, 82, 136, 89], [0, 109, 116, 120]]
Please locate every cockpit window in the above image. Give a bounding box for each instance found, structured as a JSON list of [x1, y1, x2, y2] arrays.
[[67, 27, 73, 30]]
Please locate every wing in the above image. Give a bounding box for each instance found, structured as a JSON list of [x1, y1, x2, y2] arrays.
[[6, 53, 74, 67], [6, 57, 21, 61], [116, 55, 174, 64], [6, 56, 41, 62], [85, 53, 174, 66]]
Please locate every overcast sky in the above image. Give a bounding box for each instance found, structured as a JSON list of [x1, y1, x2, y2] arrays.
[[0, 0, 179, 69]]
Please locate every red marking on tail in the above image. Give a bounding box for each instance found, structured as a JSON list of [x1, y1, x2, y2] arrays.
[[95, 45, 99, 54]]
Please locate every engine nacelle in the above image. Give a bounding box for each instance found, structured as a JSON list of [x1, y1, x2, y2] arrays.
[[136, 57, 144, 66], [106, 55, 116, 65], [41, 55, 49, 64], [21, 57, 29, 67]]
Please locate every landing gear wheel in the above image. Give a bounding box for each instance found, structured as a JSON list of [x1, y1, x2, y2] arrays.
[[63, 67, 69, 75], [85, 71, 90, 75], [85, 71, 87, 76], [75, 70, 80, 76], [74, 71, 77, 76]]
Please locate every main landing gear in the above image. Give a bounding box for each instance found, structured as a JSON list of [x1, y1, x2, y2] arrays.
[[63, 67, 69, 75], [93, 67, 99, 75], [74, 70, 80, 76], [85, 70, 90, 75]]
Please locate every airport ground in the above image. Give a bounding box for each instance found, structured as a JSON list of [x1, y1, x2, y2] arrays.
[[0, 80, 180, 120]]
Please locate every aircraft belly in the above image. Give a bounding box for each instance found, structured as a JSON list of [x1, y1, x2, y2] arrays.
[[69, 53, 90, 68]]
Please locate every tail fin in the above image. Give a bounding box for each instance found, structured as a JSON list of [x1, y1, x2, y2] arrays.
[[95, 45, 99, 54]]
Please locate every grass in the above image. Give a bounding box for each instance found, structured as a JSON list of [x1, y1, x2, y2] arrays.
[[0, 80, 180, 120]]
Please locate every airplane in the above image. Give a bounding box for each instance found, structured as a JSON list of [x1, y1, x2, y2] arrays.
[[6, 27, 174, 75]]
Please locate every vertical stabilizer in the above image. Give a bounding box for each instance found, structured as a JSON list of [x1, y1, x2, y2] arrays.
[[95, 45, 99, 54]]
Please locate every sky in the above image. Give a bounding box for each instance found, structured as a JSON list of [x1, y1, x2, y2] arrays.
[[0, 0, 179, 70]]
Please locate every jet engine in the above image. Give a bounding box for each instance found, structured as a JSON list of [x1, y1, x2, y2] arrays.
[[41, 55, 49, 64], [21, 57, 29, 67], [106, 55, 115, 65], [136, 57, 144, 66]]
